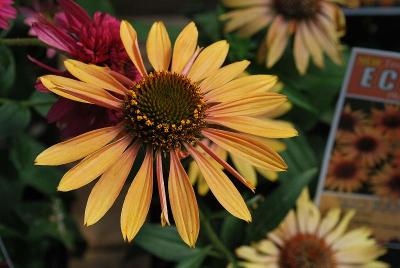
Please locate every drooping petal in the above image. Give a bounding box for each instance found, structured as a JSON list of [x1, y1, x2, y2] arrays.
[[205, 75, 277, 103], [64, 60, 128, 95], [293, 29, 310, 75], [121, 147, 153, 242], [156, 151, 170, 226], [266, 16, 290, 68], [207, 93, 287, 117], [203, 128, 287, 171], [120, 20, 147, 76], [221, 7, 268, 34], [57, 135, 132, 191], [187, 41, 229, 82], [40, 75, 122, 109], [299, 22, 324, 69], [171, 22, 198, 74], [84, 143, 140, 226], [199, 60, 250, 93], [206, 116, 298, 139], [185, 144, 251, 222], [146, 21, 172, 71], [231, 155, 258, 186], [237, 14, 273, 37], [168, 150, 199, 247], [35, 126, 122, 166]]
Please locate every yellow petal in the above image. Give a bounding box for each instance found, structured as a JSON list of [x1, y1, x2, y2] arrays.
[[221, 7, 267, 33], [256, 240, 279, 256], [207, 93, 287, 117], [206, 116, 298, 138], [325, 210, 356, 245], [299, 22, 324, 69], [121, 147, 153, 242], [266, 16, 290, 68], [64, 60, 128, 95], [199, 60, 250, 93], [236, 246, 276, 263], [222, 0, 269, 8], [171, 22, 198, 74], [203, 128, 287, 171], [35, 126, 122, 166], [40, 75, 122, 109], [237, 15, 273, 37], [168, 150, 199, 247], [231, 155, 258, 187], [146, 21, 172, 71], [317, 208, 341, 237], [186, 144, 251, 222], [205, 75, 277, 103], [120, 20, 147, 76], [84, 143, 140, 226], [57, 136, 132, 192], [256, 168, 278, 182], [293, 29, 310, 75], [187, 41, 229, 82], [332, 227, 373, 251]]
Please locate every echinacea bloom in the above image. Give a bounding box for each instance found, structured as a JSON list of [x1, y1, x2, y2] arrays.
[[31, 0, 140, 137], [338, 127, 389, 167], [0, 0, 16, 30], [220, 0, 344, 75], [35, 21, 298, 247], [338, 104, 367, 133], [372, 105, 400, 140], [235, 189, 388, 268], [372, 164, 400, 200], [325, 151, 367, 192]]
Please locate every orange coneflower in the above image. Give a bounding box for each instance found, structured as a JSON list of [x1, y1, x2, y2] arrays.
[[220, 0, 345, 74], [372, 164, 400, 200], [338, 127, 389, 167], [338, 104, 368, 132], [372, 105, 400, 140], [34, 21, 297, 247], [235, 189, 388, 268], [325, 151, 367, 192]]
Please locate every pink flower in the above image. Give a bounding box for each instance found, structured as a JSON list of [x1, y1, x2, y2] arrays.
[[29, 0, 140, 138], [0, 0, 16, 30]]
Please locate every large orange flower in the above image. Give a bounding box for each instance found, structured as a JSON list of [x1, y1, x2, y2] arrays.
[[325, 151, 367, 192], [220, 0, 345, 74], [34, 21, 297, 246], [338, 127, 389, 168], [372, 165, 400, 200], [372, 105, 400, 140]]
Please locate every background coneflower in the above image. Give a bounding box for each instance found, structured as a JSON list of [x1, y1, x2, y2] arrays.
[[0, 0, 16, 30], [220, 0, 344, 74], [372, 105, 400, 141], [372, 165, 400, 200], [235, 189, 388, 268]]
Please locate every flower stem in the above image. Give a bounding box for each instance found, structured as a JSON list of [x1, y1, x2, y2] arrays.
[[0, 38, 46, 47], [199, 209, 239, 268]]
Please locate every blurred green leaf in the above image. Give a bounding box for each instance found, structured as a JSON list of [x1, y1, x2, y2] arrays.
[[281, 136, 318, 175], [29, 91, 56, 117], [220, 215, 245, 250], [176, 246, 212, 268], [245, 167, 317, 242], [0, 103, 31, 138], [0, 45, 16, 96], [193, 8, 223, 42], [136, 224, 200, 262], [76, 0, 115, 15]]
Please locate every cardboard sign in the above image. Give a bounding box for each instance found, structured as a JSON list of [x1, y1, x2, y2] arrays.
[[316, 48, 400, 248]]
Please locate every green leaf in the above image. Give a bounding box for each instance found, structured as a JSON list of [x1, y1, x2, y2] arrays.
[[0, 45, 16, 96], [0, 103, 31, 138], [220, 215, 245, 249], [135, 224, 200, 262], [245, 167, 318, 242], [281, 136, 318, 175], [76, 0, 115, 15], [193, 8, 223, 42], [10, 133, 61, 194], [29, 91, 56, 117], [176, 246, 212, 268]]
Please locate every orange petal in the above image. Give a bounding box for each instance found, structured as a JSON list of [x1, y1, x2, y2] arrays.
[[187, 41, 229, 82], [84, 143, 140, 226], [35, 125, 122, 166], [57, 135, 132, 192], [185, 144, 251, 222], [156, 151, 170, 226], [266, 16, 290, 68], [168, 150, 199, 247], [207, 93, 287, 117], [299, 22, 324, 69], [146, 21, 172, 71], [293, 29, 310, 75], [121, 147, 153, 242], [120, 20, 147, 76], [64, 60, 128, 95], [40, 75, 122, 109], [171, 22, 198, 74], [207, 116, 298, 138], [203, 128, 287, 171]]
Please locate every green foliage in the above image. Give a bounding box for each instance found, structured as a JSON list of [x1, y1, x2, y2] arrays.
[[0, 46, 15, 96], [0, 103, 31, 138]]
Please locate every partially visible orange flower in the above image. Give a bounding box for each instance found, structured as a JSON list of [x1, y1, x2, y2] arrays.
[[338, 127, 389, 167], [338, 104, 368, 133], [326, 151, 367, 192], [372, 105, 400, 140], [372, 165, 400, 200], [220, 0, 344, 74]]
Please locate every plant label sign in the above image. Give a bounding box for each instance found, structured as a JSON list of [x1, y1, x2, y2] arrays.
[[316, 48, 400, 249]]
